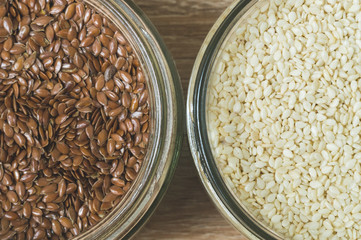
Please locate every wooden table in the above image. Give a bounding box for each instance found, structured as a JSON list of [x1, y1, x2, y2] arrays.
[[133, 0, 248, 239]]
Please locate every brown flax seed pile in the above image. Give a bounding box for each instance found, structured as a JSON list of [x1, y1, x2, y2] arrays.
[[0, 0, 150, 239]]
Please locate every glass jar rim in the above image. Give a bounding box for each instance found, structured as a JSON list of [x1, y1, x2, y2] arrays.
[[73, 0, 184, 239], [187, 0, 283, 239]]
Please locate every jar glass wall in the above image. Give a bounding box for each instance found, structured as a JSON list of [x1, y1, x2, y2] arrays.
[[187, 0, 283, 239], [73, 0, 184, 239]]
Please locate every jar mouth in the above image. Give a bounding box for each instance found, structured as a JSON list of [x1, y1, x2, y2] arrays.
[[187, 0, 283, 239], [73, 0, 183, 239]]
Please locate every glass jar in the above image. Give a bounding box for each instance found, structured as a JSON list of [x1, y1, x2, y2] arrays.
[[187, 0, 283, 239], [74, 0, 184, 239]]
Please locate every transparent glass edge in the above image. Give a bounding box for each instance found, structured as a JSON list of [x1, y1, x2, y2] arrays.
[[187, 0, 284, 239], [186, 0, 259, 238], [106, 0, 185, 239], [203, 1, 284, 239], [72, 0, 184, 239]]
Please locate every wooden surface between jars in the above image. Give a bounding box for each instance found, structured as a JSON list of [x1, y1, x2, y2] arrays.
[[133, 0, 248, 239]]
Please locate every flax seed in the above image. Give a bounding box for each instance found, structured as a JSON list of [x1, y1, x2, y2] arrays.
[[51, 220, 62, 235], [96, 92, 107, 106]]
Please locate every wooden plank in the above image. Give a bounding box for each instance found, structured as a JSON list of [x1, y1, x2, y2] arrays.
[[132, 0, 248, 239]]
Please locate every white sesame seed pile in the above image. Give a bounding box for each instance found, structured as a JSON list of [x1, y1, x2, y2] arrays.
[[208, 0, 361, 239]]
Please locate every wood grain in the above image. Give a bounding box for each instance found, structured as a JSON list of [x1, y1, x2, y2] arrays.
[[132, 0, 248, 239]]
